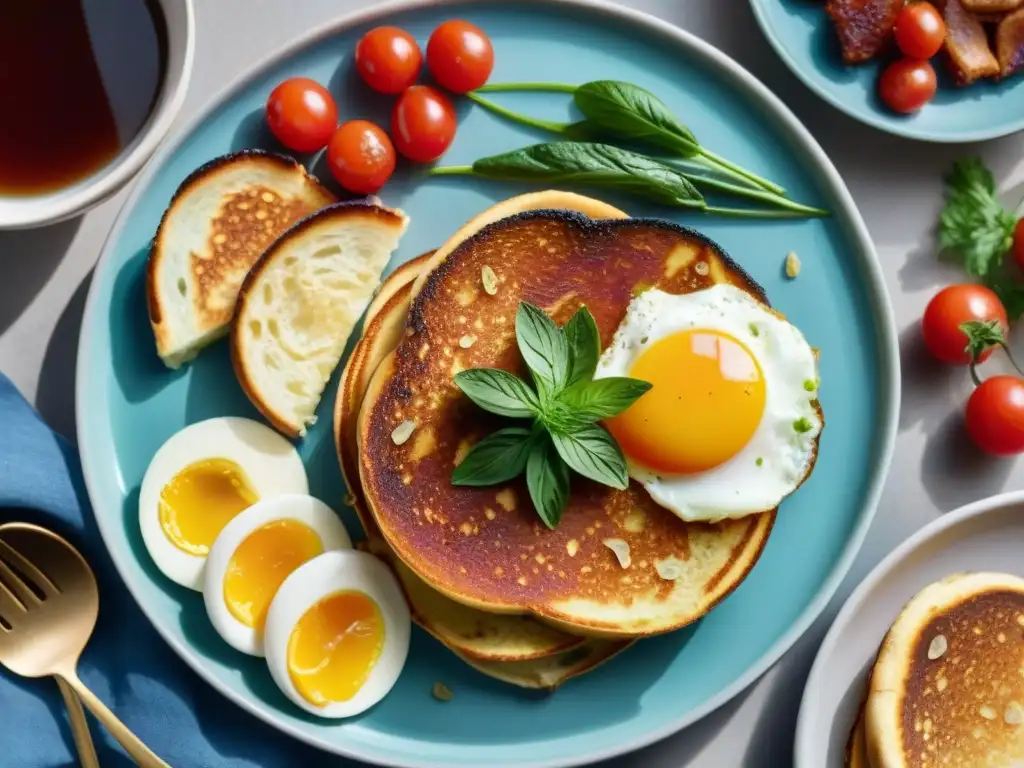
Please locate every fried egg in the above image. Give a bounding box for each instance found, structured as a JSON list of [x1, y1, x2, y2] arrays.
[[596, 285, 821, 521], [202, 495, 352, 656], [139, 417, 308, 590], [264, 549, 410, 718]]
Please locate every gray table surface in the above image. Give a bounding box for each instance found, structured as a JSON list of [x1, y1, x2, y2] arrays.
[[3, 0, 1023, 765]]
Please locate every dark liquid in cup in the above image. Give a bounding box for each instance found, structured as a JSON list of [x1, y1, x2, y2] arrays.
[[0, 0, 164, 196]]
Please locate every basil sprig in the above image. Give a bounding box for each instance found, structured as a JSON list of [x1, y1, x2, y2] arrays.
[[451, 301, 651, 529]]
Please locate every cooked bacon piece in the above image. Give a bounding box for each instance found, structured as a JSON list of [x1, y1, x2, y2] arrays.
[[996, 8, 1024, 77], [943, 0, 1002, 83], [826, 0, 903, 63], [961, 0, 1022, 12]]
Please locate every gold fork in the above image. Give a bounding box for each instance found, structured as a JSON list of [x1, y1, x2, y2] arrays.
[[0, 523, 169, 767]]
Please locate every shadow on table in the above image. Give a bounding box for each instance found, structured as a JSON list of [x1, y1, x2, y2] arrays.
[[0, 217, 82, 335]]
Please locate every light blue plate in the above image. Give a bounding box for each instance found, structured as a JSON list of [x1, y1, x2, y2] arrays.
[[76, 1, 898, 765], [750, 0, 1024, 142]]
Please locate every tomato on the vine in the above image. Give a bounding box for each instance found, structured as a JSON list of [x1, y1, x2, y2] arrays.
[[355, 26, 423, 94], [1012, 218, 1024, 273], [879, 58, 937, 114], [326, 120, 396, 194], [391, 85, 457, 163], [922, 285, 1008, 365], [966, 376, 1024, 455], [265, 77, 338, 152], [426, 20, 494, 93], [893, 3, 946, 60]]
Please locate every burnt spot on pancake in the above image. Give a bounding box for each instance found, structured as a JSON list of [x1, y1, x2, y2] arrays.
[[900, 591, 1024, 765], [361, 211, 791, 635]]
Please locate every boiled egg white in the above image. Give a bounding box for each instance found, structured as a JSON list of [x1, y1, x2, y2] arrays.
[[202, 495, 352, 656], [139, 417, 308, 590], [597, 285, 822, 521], [264, 549, 410, 718]]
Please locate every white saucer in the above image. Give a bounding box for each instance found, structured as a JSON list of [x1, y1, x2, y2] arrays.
[[794, 490, 1024, 766]]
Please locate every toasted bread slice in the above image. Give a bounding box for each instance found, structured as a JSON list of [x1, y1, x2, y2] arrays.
[[944, 0, 1002, 83], [866, 572, 1024, 767], [826, 0, 902, 63], [996, 8, 1024, 76], [147, 150, 335, 368], [232, 201, 407, 437], [961, 0, 1022, 11], [359, 207, 795, 638]]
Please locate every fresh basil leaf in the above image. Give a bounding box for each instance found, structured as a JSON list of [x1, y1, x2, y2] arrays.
[[526, 435, 571, 529], [559, 377, 652, 422], [454, 368, 539, 418], [452, 428, 534, 487], [472, 143, 704, 207], [551, 424, 630, 490], [516, 302, 570, 387], [564, 306, 601, 388], [573, 80, 698, 157]]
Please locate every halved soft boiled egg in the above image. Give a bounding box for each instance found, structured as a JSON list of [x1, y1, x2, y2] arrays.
[[202, 495, 352, 656], [139, 417, 308, 590], [264, 549, 411, 718], [596, 285, 822, 522]]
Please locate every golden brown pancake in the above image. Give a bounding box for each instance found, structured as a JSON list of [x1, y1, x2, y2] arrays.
[[359, 210, 794, 637], [866, 572, 1024, 767], [848, 705, 871, 768], [455, 637, 634, 690]]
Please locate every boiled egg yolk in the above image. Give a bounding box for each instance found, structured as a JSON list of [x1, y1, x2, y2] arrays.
[[223, 520, 323, 632], [159, 458, 258, 555], [606, 329, 765, 473], [287, 591, 384, 706]]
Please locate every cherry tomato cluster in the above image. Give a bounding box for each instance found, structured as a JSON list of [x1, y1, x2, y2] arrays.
[[878, 3, 945, 114], [922, 284, 1024, 456], [263, 21, 493, 195]]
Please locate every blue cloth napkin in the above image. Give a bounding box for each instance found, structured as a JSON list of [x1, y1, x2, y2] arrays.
[[0, 372, 346, 768]]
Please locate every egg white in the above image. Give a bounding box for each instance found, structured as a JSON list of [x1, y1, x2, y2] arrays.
[[139, 417, 308, 590], [202, 494, 352, 656], [596, 285, 821, 521], [264, 549, 411, 719]]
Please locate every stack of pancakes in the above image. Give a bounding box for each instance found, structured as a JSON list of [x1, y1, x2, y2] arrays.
[[333, 191, 787, 688], [848, 572, 1024, 767]]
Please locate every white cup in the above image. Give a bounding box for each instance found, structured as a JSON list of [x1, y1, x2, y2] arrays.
[[0, 0, 195, 230]]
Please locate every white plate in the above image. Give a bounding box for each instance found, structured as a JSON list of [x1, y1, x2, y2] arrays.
[[794, 491, 1024, 767]]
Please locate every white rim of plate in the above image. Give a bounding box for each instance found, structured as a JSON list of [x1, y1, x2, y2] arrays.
[[75, 0, 900, 765], [747, 0, 1024, 144], [793, 489, 1024, 767]]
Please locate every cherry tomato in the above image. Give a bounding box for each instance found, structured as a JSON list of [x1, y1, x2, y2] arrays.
[[966, 376, 1024, 455], [879, 58, 937, 114], [922, 284, 1008, 365], [265, 77, 338, 153], [326, 120, 396, 194], [426, 20, 494, 93], [391, 85, 457, 163], [355, 26, 423, 94], [1013, 218, 1024, 272], [894, 3, 946, 60]]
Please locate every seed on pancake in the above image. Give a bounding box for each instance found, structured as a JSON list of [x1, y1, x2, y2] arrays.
[[459, 334, 476, 349], [655, 556, 684, 581], [927, 634, 947, 660], [603, 538, 631, 569], [1005, 702, 1022, 725], [391, 419, 416, 445], [980, 705, 997, 720], [432, 682, 453, 702], [785, 251, 801, 279], [936, 676, 948, 692], [694, 261, 709, 277], [481, 265, 499, 295], [566, 539, 579, 557]]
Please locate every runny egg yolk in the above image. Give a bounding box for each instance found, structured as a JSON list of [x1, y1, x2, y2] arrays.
[[223, 520, 323, 632], [605, 329, 765, 474], [287, 591, 384, 706], [158, 458, 258, 556]]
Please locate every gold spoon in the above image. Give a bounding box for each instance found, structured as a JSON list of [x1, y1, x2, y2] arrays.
[[0, 523, 169, 768]]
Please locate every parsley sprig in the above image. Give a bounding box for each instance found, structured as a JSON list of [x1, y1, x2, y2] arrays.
[[451, 301, 651, 529], [939, 158, 1024, 316]]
